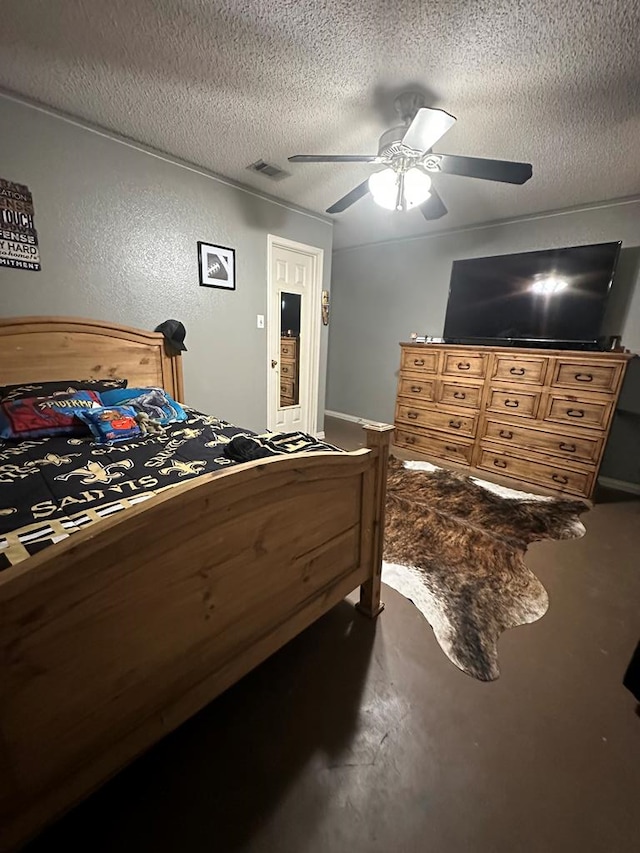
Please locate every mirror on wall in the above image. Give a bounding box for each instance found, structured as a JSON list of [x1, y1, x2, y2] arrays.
[[280, 292, 301, 407]]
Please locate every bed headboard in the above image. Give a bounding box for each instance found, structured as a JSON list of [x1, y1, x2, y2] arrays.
[[0, 316, 184, 402]]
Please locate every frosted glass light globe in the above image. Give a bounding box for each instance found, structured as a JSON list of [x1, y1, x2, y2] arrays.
[[403, 168, 432, 209], [368, 168, 398, 210]]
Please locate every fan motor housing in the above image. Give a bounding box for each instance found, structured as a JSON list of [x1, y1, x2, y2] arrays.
[[377, 125, 407, 157]]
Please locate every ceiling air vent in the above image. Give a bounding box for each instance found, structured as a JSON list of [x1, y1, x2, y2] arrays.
[[246, 159, 290, 181]]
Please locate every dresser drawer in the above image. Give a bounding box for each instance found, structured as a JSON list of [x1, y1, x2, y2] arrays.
[[441, 351, 487, 378], [485, 388, 541, 419], [280, 340, 297, 360], [396, 403, 477, 438], [477, 448, 591, 497], [280, 378, 294, 398], [544, 394, 613, 431], [398, 376, 436, 403], [438, 381, 482, 409], [280, 362, 296, 378], [481, 418, 603, 465], [400, 348, 439, 375], [492, 355, 548, 386], [551, 359, 623, 394], [395, 427, 473, 465]]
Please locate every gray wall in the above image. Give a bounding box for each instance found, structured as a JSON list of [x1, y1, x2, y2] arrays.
[[327, 202, 640, 484], [0, 95, 333, 432]]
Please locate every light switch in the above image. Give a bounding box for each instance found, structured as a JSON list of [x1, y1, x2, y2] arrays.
[[256, 314, 265, 329]]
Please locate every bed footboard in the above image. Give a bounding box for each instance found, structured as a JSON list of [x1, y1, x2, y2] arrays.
[[0, 425, 391, 851]]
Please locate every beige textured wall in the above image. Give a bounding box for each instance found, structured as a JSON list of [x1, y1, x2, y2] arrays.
[[0, 95, 333, 432]]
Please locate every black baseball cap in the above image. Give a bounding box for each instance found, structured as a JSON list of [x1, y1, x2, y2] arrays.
[[155, 319, 187, 351]]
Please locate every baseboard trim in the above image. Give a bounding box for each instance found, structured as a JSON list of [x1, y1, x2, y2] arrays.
[[316, 430, 326, 440], [598, 476, 640, 495], [324, 410, 367, 424]]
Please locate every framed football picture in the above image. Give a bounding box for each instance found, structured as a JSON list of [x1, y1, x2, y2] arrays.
[[197, 241, 236, 290]]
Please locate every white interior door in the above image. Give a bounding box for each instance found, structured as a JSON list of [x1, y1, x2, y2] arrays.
[[267, 236, 323, 434]]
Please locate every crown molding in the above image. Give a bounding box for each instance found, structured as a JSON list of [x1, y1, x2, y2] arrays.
[[0, 88, 333, 228]]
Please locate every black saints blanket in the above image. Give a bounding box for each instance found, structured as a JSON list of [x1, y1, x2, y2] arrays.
[[0, 408, 339, 569]]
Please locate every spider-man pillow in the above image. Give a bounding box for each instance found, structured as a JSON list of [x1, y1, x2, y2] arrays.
[[76, 406, 142, 445], [0, 391, 103, 439]]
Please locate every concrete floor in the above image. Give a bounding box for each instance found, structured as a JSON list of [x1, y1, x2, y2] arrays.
[[26, 418, 640, 853]]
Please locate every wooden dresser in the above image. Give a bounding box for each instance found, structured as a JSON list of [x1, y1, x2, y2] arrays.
[[394, 343, 633, 498], [280, 336, 299, 406]]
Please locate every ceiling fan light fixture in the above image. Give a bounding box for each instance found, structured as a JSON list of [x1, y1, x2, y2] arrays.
[[368, 167, 432, 211], [404, 167, 432, 209], [368, 168, 398, 210]]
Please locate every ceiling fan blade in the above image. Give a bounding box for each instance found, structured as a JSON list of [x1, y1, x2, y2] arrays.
[[426, 153, 533, 184], [402, 108, 456, 153], [288, 154, 381, 163], [420, 187, 448, 220], [326, 179, 371, 214]]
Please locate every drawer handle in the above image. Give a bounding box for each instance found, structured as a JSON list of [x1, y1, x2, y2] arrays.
[[448, 420, 462, 429], [574, 373, 593, 382], [509, 367, 525, 375], [445, 445, 459, 453], [552, 474, 569, 485], [410, 385, 422, 393], [407, 411, 419, 420], [499, 429, 513, 439], [413, 358, 425, 366], [504, 399, 519, 408], [566, 408, 584, 418], [282, 366, 290, 374], [457, 362, 471, 371], [558, 442, 576, 452], [453, 391, 466, 400], [493, 458, 507, 469], [404, 435, 416, 445]]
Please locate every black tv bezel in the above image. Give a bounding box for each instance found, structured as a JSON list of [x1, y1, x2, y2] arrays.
[[442, 240, 622, 351]]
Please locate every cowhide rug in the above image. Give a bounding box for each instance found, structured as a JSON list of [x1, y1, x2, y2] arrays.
[[382, 457, 589, 681]]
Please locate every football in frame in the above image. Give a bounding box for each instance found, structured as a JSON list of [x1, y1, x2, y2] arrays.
[[197, 241, 236, 290]]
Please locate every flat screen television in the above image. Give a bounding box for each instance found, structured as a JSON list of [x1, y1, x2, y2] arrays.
[[443, 241, 621, 350]]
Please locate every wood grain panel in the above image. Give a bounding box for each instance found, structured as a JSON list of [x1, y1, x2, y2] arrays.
[[551, 358, 623, 394], [394, 427, 473, 465], [441, 351, 487, 378], [397, 376, 436, 403], [0, 317, 184, 402], [481, 418, 603, 465], [477, 446, 591, 497], [438, 380, 482, 409], [544, 393, 613, 430], [492, 355, 548, 385], [400, 348, 439, 375], [396, 402, 477, 438], [280, 338, 297, 360], [486, 387, 541, 419]]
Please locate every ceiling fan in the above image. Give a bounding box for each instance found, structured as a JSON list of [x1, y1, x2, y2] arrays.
[[288, 92, 532, 220]]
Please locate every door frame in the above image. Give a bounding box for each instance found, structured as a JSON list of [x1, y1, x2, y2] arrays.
[[266, 234, 324, 435]]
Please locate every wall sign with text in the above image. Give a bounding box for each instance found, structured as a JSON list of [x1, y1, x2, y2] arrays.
[[0, 177, 41, 271]]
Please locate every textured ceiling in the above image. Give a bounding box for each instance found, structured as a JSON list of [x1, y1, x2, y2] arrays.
[[2, 0, 640, 249]]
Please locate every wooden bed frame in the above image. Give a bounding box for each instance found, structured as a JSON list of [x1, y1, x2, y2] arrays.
[[0, 317, 392, 851]]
